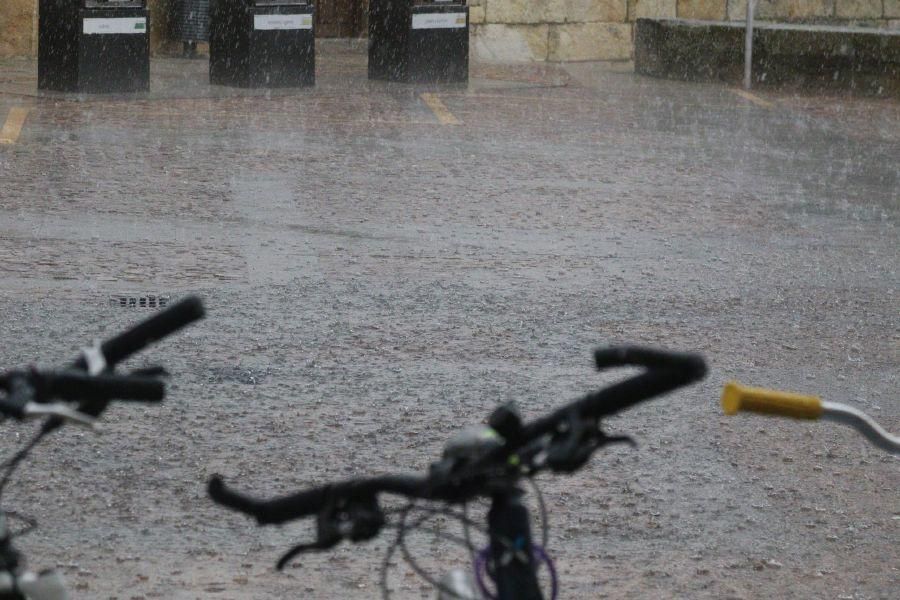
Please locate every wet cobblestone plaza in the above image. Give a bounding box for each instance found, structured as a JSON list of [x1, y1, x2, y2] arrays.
[[1, 44, 898, 599]]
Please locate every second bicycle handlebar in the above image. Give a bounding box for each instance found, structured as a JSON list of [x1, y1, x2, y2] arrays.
[[70, 296, 205, 372], [0, 296, 204, 430], [0, 370, 165, 404]]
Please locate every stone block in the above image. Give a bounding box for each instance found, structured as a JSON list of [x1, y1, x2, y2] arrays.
[[756, 0, 835, 19], [629, 0, 678, 19], [472, 24, 550, 62], [470, 5, 486, 24], [548, 22, 633, 60], [885, 0, 900, 17], [726, 0, 748, 20], [0, 0, 35, 57], [677, 0, 727, 19], [835, 0, 882, 18], [485, 0, 567, 24], [149, 0, 172, 52], [565, 0, 629, 22]]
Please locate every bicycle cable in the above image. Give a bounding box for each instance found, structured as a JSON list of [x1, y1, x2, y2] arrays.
[[4, 510, 37, 540], [0, 427, 48, 500], [528, 478, 549, 550], [396, 503, 483, 600], [377, 501, 496, 599], [388, 498, 552, 600]]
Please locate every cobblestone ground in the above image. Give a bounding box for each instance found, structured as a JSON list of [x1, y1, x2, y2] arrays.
[[0, 45, 898, 600]]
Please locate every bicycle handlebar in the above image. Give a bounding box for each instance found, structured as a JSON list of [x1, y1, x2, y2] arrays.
[[71, 296, 204, 371], [37, 296, 204, 432], [51, 371, 164, 402], [721, 381, 900, 454], [722, 381, 823, 419], [0, 296, 205, 596], [0, 370, 167, 427], [0, 371, 165, 403], [592, 346, 706, 373], [209, 474, 429, 525], [521, 347, 706, 437], [209, 346, 707, 526]]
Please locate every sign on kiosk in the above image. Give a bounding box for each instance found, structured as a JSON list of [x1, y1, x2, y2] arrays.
[[411, 12, 467, 29], [82, 17, 148, 35], [253, 13, 314, 30]]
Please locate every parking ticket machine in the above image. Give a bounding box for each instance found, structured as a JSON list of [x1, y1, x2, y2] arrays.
[[38, 0, 150, 93], [210, 0, 316, 88], [368, 0, 469, 83]]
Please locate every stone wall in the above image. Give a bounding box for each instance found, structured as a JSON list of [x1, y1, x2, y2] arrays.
[[2, 0, 897, 61], [471, 0, 900, 62], [471, 0, 634, 62], [0, 0, 36, 57]]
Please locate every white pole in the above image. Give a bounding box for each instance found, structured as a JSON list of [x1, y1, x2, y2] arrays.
[[744, 0, 756, 90]]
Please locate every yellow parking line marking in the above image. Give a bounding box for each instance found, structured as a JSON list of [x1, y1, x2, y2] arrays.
[[420, 93, 460, 125], [0, 107, 30, 145], [730, 88, 774, 109]]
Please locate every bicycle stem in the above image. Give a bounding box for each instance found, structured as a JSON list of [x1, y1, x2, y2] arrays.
[[486, 488, 543, 600]]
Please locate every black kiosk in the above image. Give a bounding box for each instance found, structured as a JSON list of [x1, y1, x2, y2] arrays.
[[38, 0, 150, 93], [368, 0, 469, 83], [209, 0, 315, 88]]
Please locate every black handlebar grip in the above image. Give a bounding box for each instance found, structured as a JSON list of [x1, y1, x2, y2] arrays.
[[73, 296, 205, 370], [208, 476, 330, 525], [594, 346, 707, 381], [49, 372, 165, 403]]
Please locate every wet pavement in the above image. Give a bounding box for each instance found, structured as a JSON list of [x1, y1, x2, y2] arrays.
[[0, 43, 898, 599]]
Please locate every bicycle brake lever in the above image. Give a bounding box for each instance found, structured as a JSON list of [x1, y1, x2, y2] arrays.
[[24, 403, 98, 430], [276, 537, 341, 570], [274, 508, 347, 569], [1, 379, 96, 430], [274, 494, 386, 570]]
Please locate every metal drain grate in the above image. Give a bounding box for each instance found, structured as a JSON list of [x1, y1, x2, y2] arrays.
[[108, 294, 170, 309]]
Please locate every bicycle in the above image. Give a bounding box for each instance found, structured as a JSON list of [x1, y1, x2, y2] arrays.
[[209, 346, 708, 600], [721, 381, 899, 454], [0, 296, 205, 600]]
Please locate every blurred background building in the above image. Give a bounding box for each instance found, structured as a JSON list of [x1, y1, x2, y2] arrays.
[[2, 0, 899, 61]]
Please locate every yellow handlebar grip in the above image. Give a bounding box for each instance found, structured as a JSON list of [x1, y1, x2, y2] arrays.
[[721, 381, 823, 419]]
